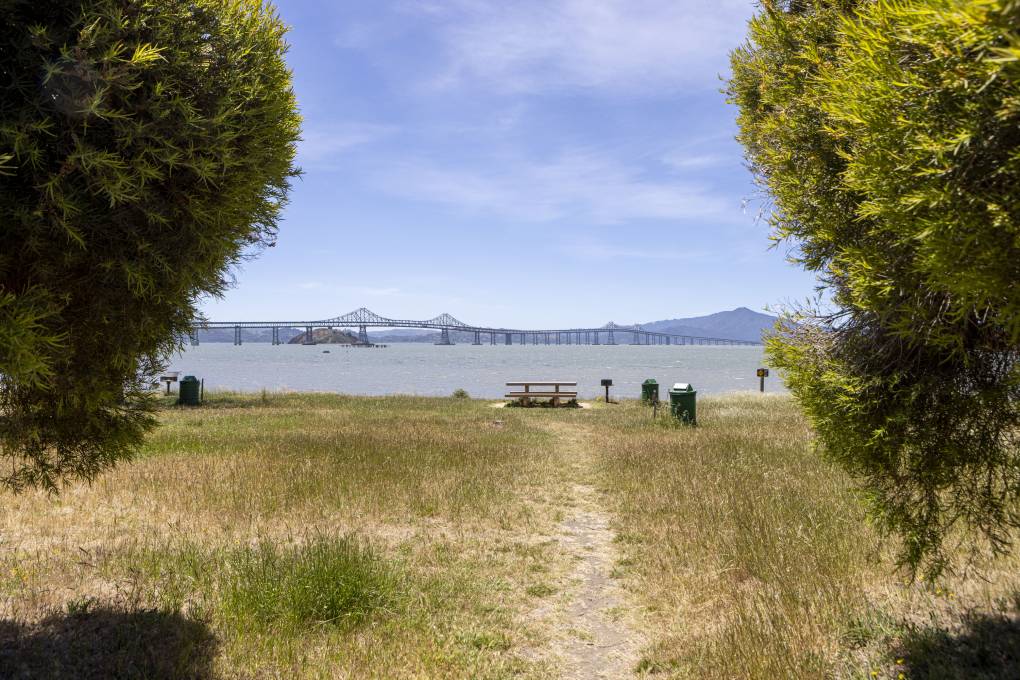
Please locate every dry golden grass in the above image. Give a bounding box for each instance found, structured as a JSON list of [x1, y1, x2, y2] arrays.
[[3, 392, 1019, 679], [589, 395, 1020, 679], [0, 393, 573, 679]]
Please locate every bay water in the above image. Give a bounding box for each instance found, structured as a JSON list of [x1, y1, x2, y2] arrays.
[[167, 343, 783, 399]]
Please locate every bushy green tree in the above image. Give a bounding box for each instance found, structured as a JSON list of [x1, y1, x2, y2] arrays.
[[0, 0, 300, 490], [730, 0, 1020, 575]]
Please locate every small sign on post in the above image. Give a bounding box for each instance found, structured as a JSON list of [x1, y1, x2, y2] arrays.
[[160, 371, 180, 395], [601, 378, 613, 404], [756, 367, 769, 392]]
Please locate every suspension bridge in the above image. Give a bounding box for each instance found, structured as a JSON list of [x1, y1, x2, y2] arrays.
[[192, 307, 760, 346]]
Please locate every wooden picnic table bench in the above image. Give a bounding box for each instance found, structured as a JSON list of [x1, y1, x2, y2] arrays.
[[505, 381, 578, 406]]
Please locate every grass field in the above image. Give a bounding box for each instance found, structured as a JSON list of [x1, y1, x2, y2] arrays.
[[2, 393, 1019, 678]]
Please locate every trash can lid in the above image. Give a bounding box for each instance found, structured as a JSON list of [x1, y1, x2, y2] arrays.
[[643, 378, 658, 385], [181, 375, 199, 382], [671, 383, 693, 391]]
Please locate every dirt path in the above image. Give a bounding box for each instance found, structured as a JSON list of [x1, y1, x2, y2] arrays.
[[529, 420, 644, 679]]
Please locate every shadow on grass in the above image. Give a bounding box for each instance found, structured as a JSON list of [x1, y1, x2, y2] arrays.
[[901, 610, 1020, 680], [0, 608, 217, 680]]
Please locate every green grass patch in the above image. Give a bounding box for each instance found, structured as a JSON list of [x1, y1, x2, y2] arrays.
[[525, 583, 556, 598], [220, 535, 398, 631]]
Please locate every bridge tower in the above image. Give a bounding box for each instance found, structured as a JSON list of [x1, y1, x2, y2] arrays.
[[473, 331, 482, 345], [272, 327, 280, 345], [358, 325, 369, 344], [302, 325, 316, 345], [189, 332, 199, 346], [234, 325, 241, 346], [436, 328, 453, 345]]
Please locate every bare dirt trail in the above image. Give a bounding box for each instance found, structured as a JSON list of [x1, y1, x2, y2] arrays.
[[528, 419, 645, 679]]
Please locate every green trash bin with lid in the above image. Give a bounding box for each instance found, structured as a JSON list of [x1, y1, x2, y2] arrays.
[[641, 378, 659, 403], [178, 375, 201, 406], [668, 383, 696, 425]]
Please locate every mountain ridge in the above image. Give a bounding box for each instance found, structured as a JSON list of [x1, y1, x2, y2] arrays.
[[638, 307, 777, 343]]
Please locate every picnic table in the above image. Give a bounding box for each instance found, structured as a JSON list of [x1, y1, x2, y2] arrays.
[[505, 381, 578, 406]]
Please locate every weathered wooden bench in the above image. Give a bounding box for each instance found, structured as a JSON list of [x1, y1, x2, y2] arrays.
[[505, 381, 578, 406]]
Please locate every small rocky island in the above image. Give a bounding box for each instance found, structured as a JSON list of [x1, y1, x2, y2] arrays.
[[288, 329, 361, 345]]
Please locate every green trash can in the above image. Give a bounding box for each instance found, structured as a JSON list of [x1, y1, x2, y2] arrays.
[[668, 383, 696, 425], [641, 378, 659, 403], [178, 375, 201, 406]]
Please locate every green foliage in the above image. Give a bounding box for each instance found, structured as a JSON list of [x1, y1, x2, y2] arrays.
[[220, 535, 398, 630], [451, 388, 470, 399], [730, 0, 1020, 576], [0, 0, 300, 490]]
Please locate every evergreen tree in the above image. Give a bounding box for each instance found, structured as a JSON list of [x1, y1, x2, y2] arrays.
[[730, 0, 1020, 576], [0, 0, 300, 490]]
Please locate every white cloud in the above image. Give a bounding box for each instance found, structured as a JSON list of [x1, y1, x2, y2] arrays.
[[335, 285, 403, 298], [661, 152, 727, 170], [368, 148, 730, 223], [415, 0, 753, 94], [296, 282, 400, 296], [563, 240, 716, 262], [297, 123, 396, 167]]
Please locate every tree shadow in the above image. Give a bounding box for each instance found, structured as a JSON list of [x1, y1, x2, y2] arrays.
[[900, 609, 1020, 680], [0, 607, 217, 680]]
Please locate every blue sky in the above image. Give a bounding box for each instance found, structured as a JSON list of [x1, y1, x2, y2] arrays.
[[199, 0, 818, 328]]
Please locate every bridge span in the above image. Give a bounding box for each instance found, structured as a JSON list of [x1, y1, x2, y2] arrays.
[[192, 307, 760, 347]]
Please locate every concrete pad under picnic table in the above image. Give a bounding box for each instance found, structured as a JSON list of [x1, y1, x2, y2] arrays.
[[489, 402, 592, 409]]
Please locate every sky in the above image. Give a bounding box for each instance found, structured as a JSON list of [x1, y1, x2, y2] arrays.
[[199, 0, 818, 328]]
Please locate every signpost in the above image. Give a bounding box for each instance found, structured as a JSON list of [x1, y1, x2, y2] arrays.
[[160, 371, 180, 395], [601, 378, 613, 404], [757, 367, 769, 392]]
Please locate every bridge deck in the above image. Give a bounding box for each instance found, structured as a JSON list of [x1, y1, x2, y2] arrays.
[[190, 308, 760, 346]]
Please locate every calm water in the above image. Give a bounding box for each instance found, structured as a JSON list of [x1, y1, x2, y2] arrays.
[[167, 343, 783, 399]]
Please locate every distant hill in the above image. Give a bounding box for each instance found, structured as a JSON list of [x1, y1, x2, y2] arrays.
[[369, 328, 437, 343], [639, 307, 777, 343], [194, 327, 303, 343], [369, 328, 473, 343]]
